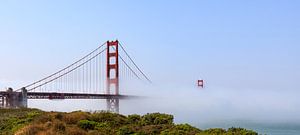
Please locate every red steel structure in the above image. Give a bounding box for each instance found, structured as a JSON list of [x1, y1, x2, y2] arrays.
[[106, 40, 119, 95], [198, 80, 204, 87], [0, 40, 151, 113], [106, 40, 119, 112]]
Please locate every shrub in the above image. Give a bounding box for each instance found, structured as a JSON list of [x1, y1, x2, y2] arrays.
[[203, 128, 226, 134], [160, 129, 186, 135], [117, 126, 134, 135], [94, 122, 110, 130], [87, 130, 103, 135], [227, 127, 258, 135], [66, 126, 87, 135], [176, 124, 201, 133], [35, 114, 52, 123], [63, 111, 90, 124], [18, 124, 45, 135], [78, 120, 98, 130], [141, 113, 174, 125], [89, 112, 128, 127], [55, 113, 64, 120], [161, 124, 201, 135], [0, 109, 42, 134], [128, 114, 141, 124], [140, 124, 172, 135], [53, 121, 66, 131]]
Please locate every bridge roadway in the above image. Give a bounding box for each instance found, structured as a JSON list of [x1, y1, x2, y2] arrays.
[[0, 91, 132, 100], [0, 90, 134, 113]]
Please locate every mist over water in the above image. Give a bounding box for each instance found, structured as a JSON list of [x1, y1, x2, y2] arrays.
[[28, 79, 300, 135]]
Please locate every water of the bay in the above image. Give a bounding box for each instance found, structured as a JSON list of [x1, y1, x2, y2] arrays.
[[28, 85, 300, 135]]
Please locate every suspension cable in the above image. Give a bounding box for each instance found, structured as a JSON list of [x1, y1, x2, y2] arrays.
[[119, 54, 141, 80], [15, 42, 107, 91], [110, 46, 142, 81], [118, 42, 152, 83], [27, 48, 107, 91]]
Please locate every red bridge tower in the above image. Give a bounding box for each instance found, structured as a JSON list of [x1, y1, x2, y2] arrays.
[[106, 40, 119, 112]]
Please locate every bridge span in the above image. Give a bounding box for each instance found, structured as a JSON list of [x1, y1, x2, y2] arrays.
[[0, 40, 151, 113], [0, 87, 133, 112]]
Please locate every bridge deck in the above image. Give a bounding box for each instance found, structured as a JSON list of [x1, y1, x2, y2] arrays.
[[0, 91, 132, 100]]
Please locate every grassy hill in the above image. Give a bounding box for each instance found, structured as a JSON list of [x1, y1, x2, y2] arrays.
[[0, 108, 258, 135]]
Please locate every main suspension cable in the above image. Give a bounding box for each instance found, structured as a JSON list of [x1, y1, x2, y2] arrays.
[[27, 48, 107, 91], [118, 42, 152, 83], [15, 42, 107, 91]]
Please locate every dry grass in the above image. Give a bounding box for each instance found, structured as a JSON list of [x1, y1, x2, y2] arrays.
[[63, 111, 90, 124]]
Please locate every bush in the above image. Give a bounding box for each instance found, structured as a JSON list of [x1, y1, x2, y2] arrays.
[[160, 129, 186, 135], [55, 113, 64, 120], [161, 124, 201, 135], [35, 113, 52, 123], [175, 124, 201, 133], [63, 111, 90, 124], [66, 126, 87, 135], [117, 126, 134, 135], [95, 122, 110, 130], [87, 130, 103, 135], [128, 114, 141, 124], [0, 109, 42, 134], [227, 127, 258, 135], [203, 128, 226, 134], [53, 121, 66, 131], [17, 124, 45, 135], [140, 124, 172, 134], [141, 113, 174, 125], [78, 120, 98, 130], [94, 122, 112, 135], [89, 112, 128, 127]]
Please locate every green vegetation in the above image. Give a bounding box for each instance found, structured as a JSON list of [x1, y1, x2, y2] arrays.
[[0, 108, 258, 135], [0, 108, 42, 135]]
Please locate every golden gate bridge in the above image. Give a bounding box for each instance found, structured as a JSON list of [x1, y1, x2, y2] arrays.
[[0, 40, 151, 113]]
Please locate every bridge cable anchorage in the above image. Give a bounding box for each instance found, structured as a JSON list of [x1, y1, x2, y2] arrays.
[[118, 42, 152, 83], [27, 48, 107, 91], [15, 42, 107, 92]]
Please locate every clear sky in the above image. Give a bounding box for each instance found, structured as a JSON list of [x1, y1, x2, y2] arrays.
[[1, 1, 300, 127], [0, 0, 299, 92]]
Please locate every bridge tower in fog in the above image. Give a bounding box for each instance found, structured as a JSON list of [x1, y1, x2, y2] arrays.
[[0, 39, 152, 113], [106, 40, 120, 112]]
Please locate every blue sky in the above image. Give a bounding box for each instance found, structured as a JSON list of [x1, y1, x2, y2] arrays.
[[0, 0, 299, 92], [2, 1, 300, 127]]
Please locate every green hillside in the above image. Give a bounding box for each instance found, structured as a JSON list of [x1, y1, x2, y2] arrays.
[[0, 108, 258, 135]]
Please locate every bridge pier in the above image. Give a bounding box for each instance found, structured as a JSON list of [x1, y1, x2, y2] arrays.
[[107, 98, 119, 113], [0, 95, 4, 106], [0, 88, 27, 108], [20, 87, 28, 108], [6, 88, 15, 107]]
